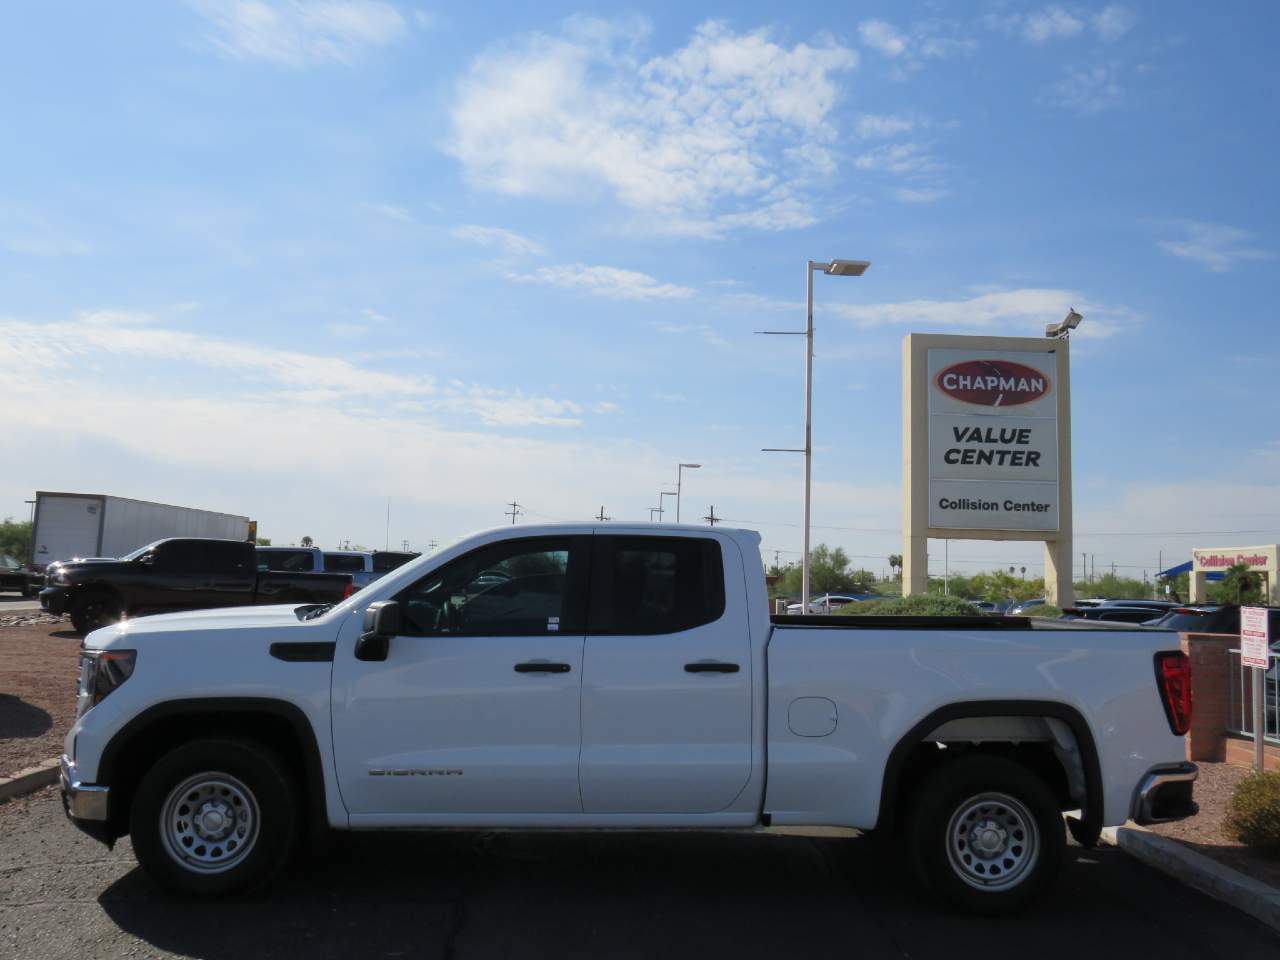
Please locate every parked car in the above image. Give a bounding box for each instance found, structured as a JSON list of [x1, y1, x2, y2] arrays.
[[0, 554, 34, 595], [1096, 599, 1176, 613], [62, 523, 1195, 913], [41, 538, 353, 633], [1144, 604, 1280, 640], [785, 593, 882, 614], [1007, 598, 1046, 614], [372, 550, 420, 574], [255, 546, 385, 591], [1061, 606, 1165, 625]]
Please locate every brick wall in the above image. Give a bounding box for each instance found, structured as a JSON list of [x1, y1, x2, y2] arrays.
[[1181, 632, 1238, 763]]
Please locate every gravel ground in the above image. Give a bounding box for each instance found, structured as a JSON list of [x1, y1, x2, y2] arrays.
[[1148, 760, 1280, 888], [0, 620, 80, 779]]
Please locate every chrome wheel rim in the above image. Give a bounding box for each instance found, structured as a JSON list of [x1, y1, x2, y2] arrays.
[[159, 772, 259, 874], [945, 791, 1039, 891]]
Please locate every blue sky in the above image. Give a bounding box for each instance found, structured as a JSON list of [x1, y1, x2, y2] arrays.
[[3, 1, 1278, 582]]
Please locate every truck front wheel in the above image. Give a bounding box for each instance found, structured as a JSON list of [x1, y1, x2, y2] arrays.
[[69, 590, 122, 634], [905, 754, 1064, 914], [129, 738, 299, 898]]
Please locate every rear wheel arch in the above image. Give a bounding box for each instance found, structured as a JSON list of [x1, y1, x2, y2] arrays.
[[96, 698, 328, 846], [876, 700, 1104, 847]]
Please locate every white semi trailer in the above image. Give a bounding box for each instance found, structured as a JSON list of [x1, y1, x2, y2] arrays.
[[30, 492, 251, 571]]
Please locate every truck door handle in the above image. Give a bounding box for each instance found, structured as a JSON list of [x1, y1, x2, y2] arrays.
[[685, 661, 740, 673], [514, 661, 571, 674]]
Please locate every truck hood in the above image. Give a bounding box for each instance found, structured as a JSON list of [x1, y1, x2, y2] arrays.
[[86, 604, 312, 647]]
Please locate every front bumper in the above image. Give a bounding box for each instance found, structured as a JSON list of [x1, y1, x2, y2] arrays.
[[1132, 761, 1199, 824], [59, 755, 113, 844], [40, 587, 70, 616]]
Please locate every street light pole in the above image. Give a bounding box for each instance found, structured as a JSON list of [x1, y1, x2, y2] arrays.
[[676, 463, 701, 522], [660, 490, 677, 521]]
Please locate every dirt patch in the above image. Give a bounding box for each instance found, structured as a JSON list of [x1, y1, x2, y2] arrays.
[[1148, 760, 1280, 889], [0, 620, 80, 780]]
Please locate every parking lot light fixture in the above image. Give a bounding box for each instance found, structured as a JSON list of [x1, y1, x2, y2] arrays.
[[676, 464, 701, 522]]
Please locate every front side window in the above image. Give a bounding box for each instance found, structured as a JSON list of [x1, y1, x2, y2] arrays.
[[396, 537, 584, 636], [590, 536, 725, 635]]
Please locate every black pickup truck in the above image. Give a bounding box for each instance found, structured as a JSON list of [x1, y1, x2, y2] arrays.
[[40, 538, 353, 633]]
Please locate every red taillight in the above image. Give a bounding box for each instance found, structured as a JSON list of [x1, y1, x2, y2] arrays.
[[343, 582, 356, 599], [1155, 651, 1192, 736]]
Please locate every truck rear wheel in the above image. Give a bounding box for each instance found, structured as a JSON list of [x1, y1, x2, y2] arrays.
[[69, 590, 122, 634], [905, 754, 1064, 914], [129, 738, 299, 898]]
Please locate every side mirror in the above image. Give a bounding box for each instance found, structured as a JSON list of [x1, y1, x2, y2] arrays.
[[137, 553, 154, 566], [355, 600, 400, 662]]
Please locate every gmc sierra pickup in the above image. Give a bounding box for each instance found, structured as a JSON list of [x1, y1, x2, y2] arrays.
[[60, 524, 1196, 912], [41, 537, 353, 633]]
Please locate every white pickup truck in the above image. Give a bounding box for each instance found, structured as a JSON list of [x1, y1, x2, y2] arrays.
[[60, 523, 1197, 912]]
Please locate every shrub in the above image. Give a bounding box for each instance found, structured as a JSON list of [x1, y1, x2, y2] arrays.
[[1018, 604, 1062, 618], [1225, 771, 1280, 858], [842, 594, 980, 617]]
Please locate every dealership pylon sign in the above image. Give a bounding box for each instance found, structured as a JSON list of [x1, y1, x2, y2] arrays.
[[902, 334, 1074, 607]]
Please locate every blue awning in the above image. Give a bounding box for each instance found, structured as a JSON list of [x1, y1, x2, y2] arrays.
[[1156, 560, 1222, 581]]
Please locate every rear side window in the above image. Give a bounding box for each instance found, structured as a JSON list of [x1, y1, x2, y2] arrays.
[[590, 536, 725, 635], [258, 549, 316, 572], [372, 551, 418, 573], [323, 553, 367, 573]]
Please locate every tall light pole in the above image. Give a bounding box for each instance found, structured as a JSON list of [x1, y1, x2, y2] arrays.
[[762, 258, 870, 611], [659, 490, 677, 521], [676, 463, 701, 522]]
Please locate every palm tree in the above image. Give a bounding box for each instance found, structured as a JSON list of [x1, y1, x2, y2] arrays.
[[301, 535, 314, 548], [889, 554, 903, 580], [1220, 563, 1261, 604]]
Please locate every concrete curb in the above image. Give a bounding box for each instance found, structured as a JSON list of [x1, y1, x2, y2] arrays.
[[0, 758, 59, 803], [1101, 824, 1280, 933]]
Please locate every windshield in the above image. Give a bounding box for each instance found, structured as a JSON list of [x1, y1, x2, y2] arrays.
[[121, 540, 164, 561]]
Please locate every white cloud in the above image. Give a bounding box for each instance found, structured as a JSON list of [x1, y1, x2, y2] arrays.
[[507, 264, 696, 300], [1157, 222, 1274, 273], [451, 224, 547, 256], [448, 18, 857, 237], [1093, 5, 1137, 42], [189, 1, 408, 66], [854, 142, 943, 176], [857, 18, 975, 69], [1022, 7, 1084, 42], [989, 6, 1136, 44], [893, 186, 947, 203], [858, 20, 907, 57], [855, 113, 917, 138], [1043, 64, 1123, 113], [0, 311, 586, 427], [828, 288, 1132, 339]]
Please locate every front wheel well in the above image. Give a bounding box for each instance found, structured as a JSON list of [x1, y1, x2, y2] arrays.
[[98, 700, 326, 845]]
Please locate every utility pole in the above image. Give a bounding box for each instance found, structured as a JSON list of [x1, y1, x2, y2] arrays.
[[595, 506, 610, 522], [401, 539, 410, 552], [704, 505, 720, 526], [505, 500, 521, 525], [427, 539, 439, 552]]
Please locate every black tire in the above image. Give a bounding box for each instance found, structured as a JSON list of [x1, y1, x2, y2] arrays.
[[905, 754, 1064, 914], [69, 590, 122, 634], [129, 738, 300, 898]]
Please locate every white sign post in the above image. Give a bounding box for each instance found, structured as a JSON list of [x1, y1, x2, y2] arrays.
[[1241, 606, 1270, 772]]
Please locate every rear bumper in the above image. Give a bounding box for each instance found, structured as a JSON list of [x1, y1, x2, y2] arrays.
[[1132, 761, 1199, 825], [59, 756, 113, 844]]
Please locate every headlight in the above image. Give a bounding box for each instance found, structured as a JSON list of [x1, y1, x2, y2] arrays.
[[76, 649, 136, 718]]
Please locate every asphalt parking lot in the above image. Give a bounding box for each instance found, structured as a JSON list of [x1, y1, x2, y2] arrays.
[[1, 787, 1277, 960]]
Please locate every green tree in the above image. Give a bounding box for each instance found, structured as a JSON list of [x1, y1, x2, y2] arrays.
[[0, 517, 32, 563], [255, 537, 272, 546], [1073, 572, 1151, 600], [888, 554, 903, 580], [1214, 563, 1263, 605], [301, 536, 314, 547], [777, 544, 855, 596]]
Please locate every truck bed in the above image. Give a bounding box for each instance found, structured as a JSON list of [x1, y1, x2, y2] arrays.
[[771, 614, 1172, 631]]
